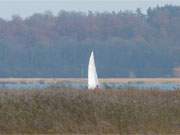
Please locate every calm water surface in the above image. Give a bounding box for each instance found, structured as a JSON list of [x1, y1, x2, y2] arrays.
[[0, 82, 180, 90]]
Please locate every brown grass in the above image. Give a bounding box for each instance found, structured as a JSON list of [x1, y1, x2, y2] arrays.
[[0, 89, 180, 134]]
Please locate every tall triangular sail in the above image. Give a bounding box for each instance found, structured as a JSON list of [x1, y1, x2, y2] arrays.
[[88, 51, 99, 89]]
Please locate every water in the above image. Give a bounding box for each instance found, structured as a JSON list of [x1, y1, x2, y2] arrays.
[[102, 82, 180, 90], [0, 82, 180, 90]]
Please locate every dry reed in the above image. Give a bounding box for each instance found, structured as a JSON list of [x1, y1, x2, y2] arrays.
[[0, 89, 179, 134]]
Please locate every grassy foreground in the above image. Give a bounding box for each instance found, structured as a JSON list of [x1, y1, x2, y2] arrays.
[[0, 89, 180, 134]]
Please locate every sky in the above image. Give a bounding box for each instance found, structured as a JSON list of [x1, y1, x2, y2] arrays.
[[0, 0, 180, 20]]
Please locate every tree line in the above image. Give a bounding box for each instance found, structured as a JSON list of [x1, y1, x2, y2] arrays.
[[0, 5, 180, 77]]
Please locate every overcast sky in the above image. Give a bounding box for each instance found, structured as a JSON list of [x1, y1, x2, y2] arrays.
[[0, 0, 180, 19]]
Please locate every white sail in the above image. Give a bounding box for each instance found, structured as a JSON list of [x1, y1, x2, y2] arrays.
[[88, 51, 99, 89]]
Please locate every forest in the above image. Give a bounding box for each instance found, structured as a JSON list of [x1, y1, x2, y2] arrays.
[[0, 5, 180, 77]]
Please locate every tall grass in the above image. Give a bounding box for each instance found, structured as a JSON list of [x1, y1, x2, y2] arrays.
[[0, 89, 180, 134]]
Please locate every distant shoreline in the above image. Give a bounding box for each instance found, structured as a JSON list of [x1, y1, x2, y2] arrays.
[[0, 78, 180, 83]]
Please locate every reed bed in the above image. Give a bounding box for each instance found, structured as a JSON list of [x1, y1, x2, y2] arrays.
[[0, 89, 180, 134]]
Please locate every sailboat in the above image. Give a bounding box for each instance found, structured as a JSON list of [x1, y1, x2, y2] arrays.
[[88, 51, 100, 89]]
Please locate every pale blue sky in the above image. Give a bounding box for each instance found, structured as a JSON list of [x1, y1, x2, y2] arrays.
[[0, 0, 180, 19]]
